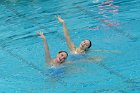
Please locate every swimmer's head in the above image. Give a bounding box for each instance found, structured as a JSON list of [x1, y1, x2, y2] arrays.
[[79, 39, 92, 51], [56, 51, 68, 64]]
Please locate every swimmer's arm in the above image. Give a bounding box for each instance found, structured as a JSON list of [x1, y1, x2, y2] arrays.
[[57, 16, 76, 51], [43, 38, 53, 63], [62, 22, 76, 51], [37, 32, 52, 63]]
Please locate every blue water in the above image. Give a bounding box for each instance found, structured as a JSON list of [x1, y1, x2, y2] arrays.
[[0, 0, 140, 93]]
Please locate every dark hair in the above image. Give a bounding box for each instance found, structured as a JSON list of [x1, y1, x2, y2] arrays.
[[58, 51, 68, 57], [86, 39, 92, 49]]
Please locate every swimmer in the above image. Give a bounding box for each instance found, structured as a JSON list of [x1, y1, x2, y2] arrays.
[[56, 16, 92, 54], [37, 32, 68, 67]]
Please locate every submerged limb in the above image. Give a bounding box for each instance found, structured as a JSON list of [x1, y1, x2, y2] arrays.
[[89, 49, 121, 54], [73, 55, 104, 63], [86, 55, 104, 62]]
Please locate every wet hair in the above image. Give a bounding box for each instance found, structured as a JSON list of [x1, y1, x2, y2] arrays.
[[87, 40, 92, 49], [58, 51, 68, 57]]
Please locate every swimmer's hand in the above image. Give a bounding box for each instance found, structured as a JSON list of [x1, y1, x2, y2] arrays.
[[56, 16, 64, 23], [37, 32, 46, 40]]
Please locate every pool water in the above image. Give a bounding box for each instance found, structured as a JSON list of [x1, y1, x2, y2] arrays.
[[0, 0, 140, 93]]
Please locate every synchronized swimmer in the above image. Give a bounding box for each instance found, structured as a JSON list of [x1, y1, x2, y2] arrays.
[[37, 32, 68, 67], [57, 16, 92, 54]]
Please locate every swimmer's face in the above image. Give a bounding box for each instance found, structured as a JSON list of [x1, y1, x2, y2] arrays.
[[56, 52, 68, 64], [80, 40, 91, 50]]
